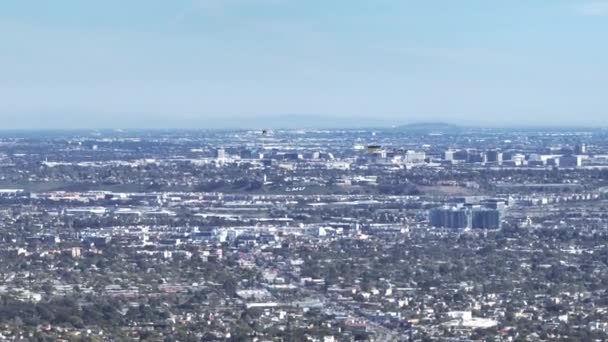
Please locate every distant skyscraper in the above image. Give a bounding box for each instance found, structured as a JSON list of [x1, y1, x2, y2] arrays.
[[453, 150, 468, 161], [574, 143, 587, 155], [429, 206, 472, 229], [547, 158, 559, 167], [559, 155, 582, 168], [430, 206, 502, 229], [472, 209, 502, 229], [443, 149, 455, 161], [486, 150, 503, 163], [215, 148, 226, 160], [405, 150, 426, 164], [467, 151, 484, 163]]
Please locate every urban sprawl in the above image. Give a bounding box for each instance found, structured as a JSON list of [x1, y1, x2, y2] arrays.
[[1, 124, 608, 341]]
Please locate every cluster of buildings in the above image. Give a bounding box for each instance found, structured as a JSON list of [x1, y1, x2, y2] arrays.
[[0, 127, 607, 339], [429, 198, 506, 229], [441, 144, 590, 168]]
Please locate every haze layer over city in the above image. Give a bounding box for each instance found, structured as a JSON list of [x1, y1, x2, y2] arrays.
[[2, 1, 608, 341]]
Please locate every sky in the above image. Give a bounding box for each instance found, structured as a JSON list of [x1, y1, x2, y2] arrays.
[[0, 0, 607, 129]]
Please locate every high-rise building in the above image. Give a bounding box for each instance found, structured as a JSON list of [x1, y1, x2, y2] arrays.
[[215, 148, 226, 160], [472, 209, 502, 229], [443, 149, 455, 161], [467, 152, 484, 163], [453, 150, 468, 161], [574, 143, 587, 155], [405, 150, 426, 164], [430, 206, 502, 229], [486, 150, 503, 163], [559, 155, 582, 167], [547, 158, 559, 167], [429, 206, 472, 229]]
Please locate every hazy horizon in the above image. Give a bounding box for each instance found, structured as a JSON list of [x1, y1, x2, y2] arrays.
[[1, 1, 607, 129], [0, 117, 606, 132]]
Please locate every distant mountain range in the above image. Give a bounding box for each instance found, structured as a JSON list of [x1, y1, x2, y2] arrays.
[[393, 122, 464, 133]]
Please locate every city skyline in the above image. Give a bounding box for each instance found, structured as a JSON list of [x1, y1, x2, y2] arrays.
[[3, 3, 608, 339]]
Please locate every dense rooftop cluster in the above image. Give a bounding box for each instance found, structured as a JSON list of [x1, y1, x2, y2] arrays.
[[1, 126, 608, 340]]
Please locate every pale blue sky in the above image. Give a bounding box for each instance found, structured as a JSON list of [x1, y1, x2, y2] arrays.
[[0, 0, 606, 128]]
